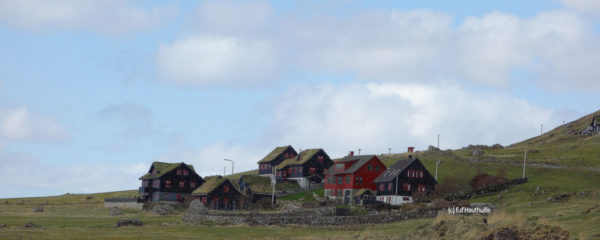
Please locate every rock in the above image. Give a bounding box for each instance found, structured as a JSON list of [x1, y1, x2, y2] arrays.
[[527, 149, 540, 154], [186, 199, 208, 215], [33, 206, 44, 212], [535, 186, 540, 195], [0, 224, 6, 228], [428, 145, 440, 152], [528, 202, 533, 206], [490, 144, 504, 149], [281, 203, 302, 213], [110, 207, 124, 216], [116, 218, 143, 227], [23, 222, 40, 228], [546, 197, 557, 203], [498, 195, 503, 200], [471, 148, 484, 156], [151, 205, 174, 216], [502, 203, 508, 207]]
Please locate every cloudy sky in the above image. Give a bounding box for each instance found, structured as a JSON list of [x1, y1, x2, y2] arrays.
[[1, 0, 599, 198]]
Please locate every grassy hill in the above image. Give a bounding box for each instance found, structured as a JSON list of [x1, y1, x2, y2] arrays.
[[1, 110, 599, 239]]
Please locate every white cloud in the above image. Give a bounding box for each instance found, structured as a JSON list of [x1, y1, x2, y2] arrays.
[[0, 151, 146, 197], [154, 142, 267, 177], [266, 82, 555, 155], [560, 0, 600, 16], [0, 106, 70, 142], [157, 36, 277, 85], [0, 0, 176, 34]]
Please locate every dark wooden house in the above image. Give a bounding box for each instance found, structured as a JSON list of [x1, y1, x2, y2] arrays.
[[258, 145, 297, 177], [192, 176, 245, 210], [238, 175, 276, 205], [274, 148, 334, 187], [352, 188, 377, 205], [138, 162, 204, 203], [373, 156, 437, 205], [323, 153, 387, 204]]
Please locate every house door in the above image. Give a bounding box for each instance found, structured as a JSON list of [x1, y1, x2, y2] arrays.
[[343, 190, 351, 205]]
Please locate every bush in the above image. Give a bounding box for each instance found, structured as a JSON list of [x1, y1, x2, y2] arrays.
[[411, 191, 433, 203], [434, 177, 471, 199], [470, 173, 507, 190]]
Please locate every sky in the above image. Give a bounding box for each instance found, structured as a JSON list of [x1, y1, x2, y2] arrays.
[[0, 0, 599, 198]]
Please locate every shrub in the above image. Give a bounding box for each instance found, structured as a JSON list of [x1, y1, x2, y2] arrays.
[[470, 173, 507, 190], [434, 176, 471, 199]]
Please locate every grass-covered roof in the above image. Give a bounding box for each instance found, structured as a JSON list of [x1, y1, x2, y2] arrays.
[[257, 145, 293, 163], [192, 176, 227, 195], [139, 162, 196, 180], [275, 148, 322, 170], [238, 175, 299, 194]]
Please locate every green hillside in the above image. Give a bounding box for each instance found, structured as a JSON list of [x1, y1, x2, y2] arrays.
[[1, 110, 599, 239]]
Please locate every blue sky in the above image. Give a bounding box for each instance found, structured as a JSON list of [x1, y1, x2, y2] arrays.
[[0, 0, 599, 198]]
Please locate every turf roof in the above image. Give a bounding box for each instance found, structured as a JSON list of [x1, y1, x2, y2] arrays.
[[275, 148, 323, 170], [257, 145, 293, 163], [138, 162, 196, 180], [353, 188, 375, 196], [192, 176, 228, 195]]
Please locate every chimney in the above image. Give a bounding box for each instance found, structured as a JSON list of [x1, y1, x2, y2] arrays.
[[349, 151, 354, 156]]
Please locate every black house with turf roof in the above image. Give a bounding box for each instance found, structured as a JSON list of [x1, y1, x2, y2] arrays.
[[238, 175, 277, 204], [374, 156, 436, 205], [274, 148, 333, 187], [192, 176, 245, 210], [257, 145, 297, 177], [139, 162, 204, 203]]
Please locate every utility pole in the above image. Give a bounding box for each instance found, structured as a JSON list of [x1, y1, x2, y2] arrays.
[[358, 148, 361, 155], [540, 124, 543, 136], [388, 148, 391, 156], [224, 159, 234, 175], [435, 160, 442, 180], [523, 150, 527, 179], [223, 167, 226, 176], [271, 167, 276, 207], [437, 134, 440, 149]]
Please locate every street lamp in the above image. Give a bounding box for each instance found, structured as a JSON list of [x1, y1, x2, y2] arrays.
[[224, 159, 234, 176]]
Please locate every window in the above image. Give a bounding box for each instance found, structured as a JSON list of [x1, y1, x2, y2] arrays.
[[355, 177, 359, 184], [420, 171, 423, 178], [403, 183, 411, 191], [325, 189, 330, 197], [406, 171, 410, 177], [165, 180, 171, 188], [403, 197, 410, 201], [183, 170, 189, 176], [190, 182, 196, 188], [388, 182, 392, 191], [176, 169, 182, 175], [288, 168, 293, 173], [202, 196, 207, 204], [309, 167, 315, 174], [359, 177, 363, 185], [152, 180, 160, 188], [179, 181, 184, 188], [223, 185, 230, 193], [418, 184, 426, 192], [368, 165, 372, 171], [327, 176, 332, 184], [379, 183, 384, 191], [375, 165, 380, 172], [284, 152, 289, 158], [335, 164, 344, 170], [337, 189, 342, 196], [142, 180, 148, 187], [277, 171, 282, 177], [345, 176, 351, 184], [337, 176, 343, 185], [317, 156, 324, 163]]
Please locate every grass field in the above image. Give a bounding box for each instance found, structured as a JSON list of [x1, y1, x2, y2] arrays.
[[1, 111, 600, 239]]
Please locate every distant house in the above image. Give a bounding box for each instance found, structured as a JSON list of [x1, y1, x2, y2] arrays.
[[192, 176, 245, 210], [374, 156, 437, 205], [275, 148, 334, 188], [257, 145, 297, 177], [238, 175, 276, 204], [139, 162, 204, 202], [323, 153, 387, 205]]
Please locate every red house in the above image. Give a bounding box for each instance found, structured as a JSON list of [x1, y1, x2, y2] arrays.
[[323, 153, 387, 204]]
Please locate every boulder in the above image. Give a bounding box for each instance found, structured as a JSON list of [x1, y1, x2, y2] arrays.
[[151, 204, 174, 216], [23, 222, 40, 228], [186, 199, 208, 215], [471, 148, 484, 156], [33, 206, 43, 212], [116, 218, 143, 227], [110, 207, 124, 216], [0, 223, 6, 228]]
